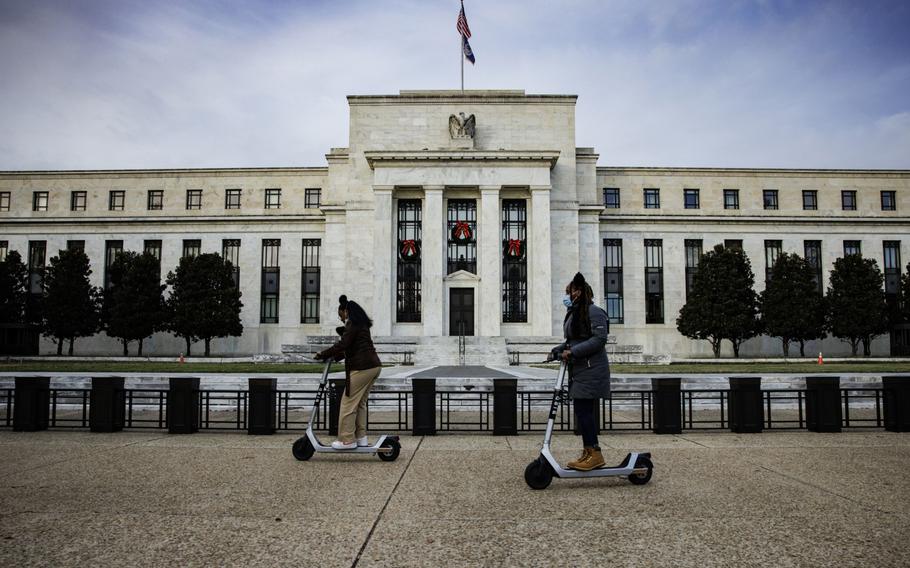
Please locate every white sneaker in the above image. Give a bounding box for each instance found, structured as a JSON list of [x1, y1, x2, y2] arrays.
[[331, 440, 357, 450], [356, 436, 369, 447]]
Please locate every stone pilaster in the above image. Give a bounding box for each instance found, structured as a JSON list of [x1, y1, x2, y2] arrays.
[[422, 187, 444, 336], [372, 187, 394, 335], [479, 186, 501, 336], [530, 186, 553, 335]]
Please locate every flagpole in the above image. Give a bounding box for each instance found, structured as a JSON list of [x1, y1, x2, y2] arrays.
[[461, 37, 464, 92]]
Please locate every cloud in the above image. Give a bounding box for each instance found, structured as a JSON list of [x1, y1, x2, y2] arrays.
[[0, 0, 908, 170]]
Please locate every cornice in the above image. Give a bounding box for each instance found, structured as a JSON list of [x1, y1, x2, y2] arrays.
[[364, 150, 560, 170], [0, 167, 329, 179], [598, 167, 910, 178]]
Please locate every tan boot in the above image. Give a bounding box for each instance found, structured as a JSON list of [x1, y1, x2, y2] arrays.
[[567, 447, 592, 470], [573, 447, 606, 471]]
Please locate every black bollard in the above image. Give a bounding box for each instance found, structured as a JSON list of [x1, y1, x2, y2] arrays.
[[652, 377, 682, 434], [167, 377, 200, 434], [883, 376, 910, 432], [729, 377, 763, 433], [13, 377, 50, 432], [493, 378, 518, 436], [248, 378, 277, 435], [412, 378, 437, 436], [328, 378, 346, 436], [90, 376, 125, 433], [805, 376, 842, 433]]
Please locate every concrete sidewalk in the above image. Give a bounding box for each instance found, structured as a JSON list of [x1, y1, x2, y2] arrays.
[[1, 430, 908, 567]]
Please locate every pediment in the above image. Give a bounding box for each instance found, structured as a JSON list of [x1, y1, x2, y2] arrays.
[[444, 270, 481, 282]]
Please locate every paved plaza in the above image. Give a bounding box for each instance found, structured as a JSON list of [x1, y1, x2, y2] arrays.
[[1, 429, 909, 567]]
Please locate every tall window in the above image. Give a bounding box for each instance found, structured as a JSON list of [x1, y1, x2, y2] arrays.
[[684, 239, 703, 299], [144, 239, 162, 280], [765, 240, 782, 284], [397, 200, 422, 322], [301, 239, 321, 323], [264, 188, 281, 209], [305, 188, 321, 209], [723, 189, 739, 210], [684, 189, 700, 209], [842, 190, 857, 211], [603, 239, 623, 324], [109, 190, 125, 211], [182, 239, 201, 259], [884, 241, 901, 312], [724, 239, 743, 251], [147, 190, 163, 210], [104, 240, 123, 289], [881, 191, 896, 211], [804, 240, 823, 294], [643, 188, 660, 209], [67, 240, 85, 252], [222, 239, 240, 288], [260, 239, 281, 323], [603, 188, 620, 209], [803, 190, 818, 210], [645, 239, 664, 324], [71, 191, 87, 211], [32, 191, 48, 212], [0, 192, 10, 211], [186, 189, 202, 210], [225, 189, 241, 209], [844, 240, 862, 257], [0, 241, 7, 262], [447, 199, 477, 274], [502, 199, 528, 323], [763, 189, 779, 210]]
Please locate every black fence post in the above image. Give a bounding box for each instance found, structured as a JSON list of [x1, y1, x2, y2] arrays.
[[248, 378, 277, 435], [805, 376, 842, 433], [328, 378, 346, 436], [90, 376, 125, 433], [883, 376, 910, 432], [493, 378, 517, 436], [412, 378, 437, 436], [13, 377, 49, 432], [652, 377, 682, 434], [729, 377, 763, 433], [167, 377, 200, 434]]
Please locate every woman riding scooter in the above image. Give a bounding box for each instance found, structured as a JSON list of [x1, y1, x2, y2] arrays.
[[551, 272, 611, 471], [315, 295, 382, 450]]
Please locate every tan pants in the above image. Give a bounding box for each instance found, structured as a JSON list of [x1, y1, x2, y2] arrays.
[[337, 366, 382, 443]]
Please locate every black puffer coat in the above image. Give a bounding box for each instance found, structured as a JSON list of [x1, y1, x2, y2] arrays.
[[552, 303, 611, 400]]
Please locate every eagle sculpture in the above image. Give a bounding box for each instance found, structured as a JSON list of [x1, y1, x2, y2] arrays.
[[448, 112, 476, 138]]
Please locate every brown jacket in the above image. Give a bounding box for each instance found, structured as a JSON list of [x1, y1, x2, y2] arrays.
[[317, 322, 382, 372]]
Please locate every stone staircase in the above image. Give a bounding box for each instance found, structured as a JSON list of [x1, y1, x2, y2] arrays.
[[413, 336, 509, 367], [504, 336, 670, 365]]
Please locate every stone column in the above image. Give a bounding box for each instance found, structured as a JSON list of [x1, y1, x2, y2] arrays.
[[479, 187, 501, 337], [372, 187, 394, 335], [422, 187, 444, 336], [530, 186, 553, 335]]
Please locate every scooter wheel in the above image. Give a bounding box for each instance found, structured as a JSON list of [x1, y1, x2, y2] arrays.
[[628, 455, 653, 485], [292, 436, 315, 461], [524, 457, 554, 490], [378, 438, 401, 462]]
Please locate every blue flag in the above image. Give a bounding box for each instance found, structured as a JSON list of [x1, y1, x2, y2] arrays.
[[462, 35, 475, 64]]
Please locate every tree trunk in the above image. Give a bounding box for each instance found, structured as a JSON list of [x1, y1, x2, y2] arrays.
[[138, 338, 144, 357], [57, 338, 63, 356], [68, 338, 74, 356], [798, 340, 806, 357], [782, 339, 790, 358], [711, 338, 722, 358], [122, 339, 129, 357], [850, 338, 859, 356], [862, 337, 871, 357], [731, 340, 741, 358], [185, 336, 191, 357], [204, 338, 211, 357]]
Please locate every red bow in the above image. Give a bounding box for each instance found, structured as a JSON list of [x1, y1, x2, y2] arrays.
[[507, 239, 522, 256], [453, 221, 472, 239], [401, 240, 417, 256]]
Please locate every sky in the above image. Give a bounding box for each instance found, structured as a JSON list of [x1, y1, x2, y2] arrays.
[[1, 0, 908, 171]]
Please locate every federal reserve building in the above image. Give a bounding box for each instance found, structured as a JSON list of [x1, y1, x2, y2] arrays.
[[1, 90, 908, 361]]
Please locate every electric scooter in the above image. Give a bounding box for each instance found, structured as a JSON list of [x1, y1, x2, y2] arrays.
[[291, 357, 401, 462], [524, 360, 653, 489]]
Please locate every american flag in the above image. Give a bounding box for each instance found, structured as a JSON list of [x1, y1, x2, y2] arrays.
[[457, 2, 471, 39]]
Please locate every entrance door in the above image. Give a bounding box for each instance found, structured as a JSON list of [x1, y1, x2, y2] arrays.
[[449, 288, 474, 336]]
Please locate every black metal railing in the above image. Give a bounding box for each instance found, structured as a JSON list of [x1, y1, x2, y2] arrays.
[[0, 384, 891, 433]]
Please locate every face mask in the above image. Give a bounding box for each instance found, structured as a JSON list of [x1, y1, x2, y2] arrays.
[[562, 295, 573, 308]]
